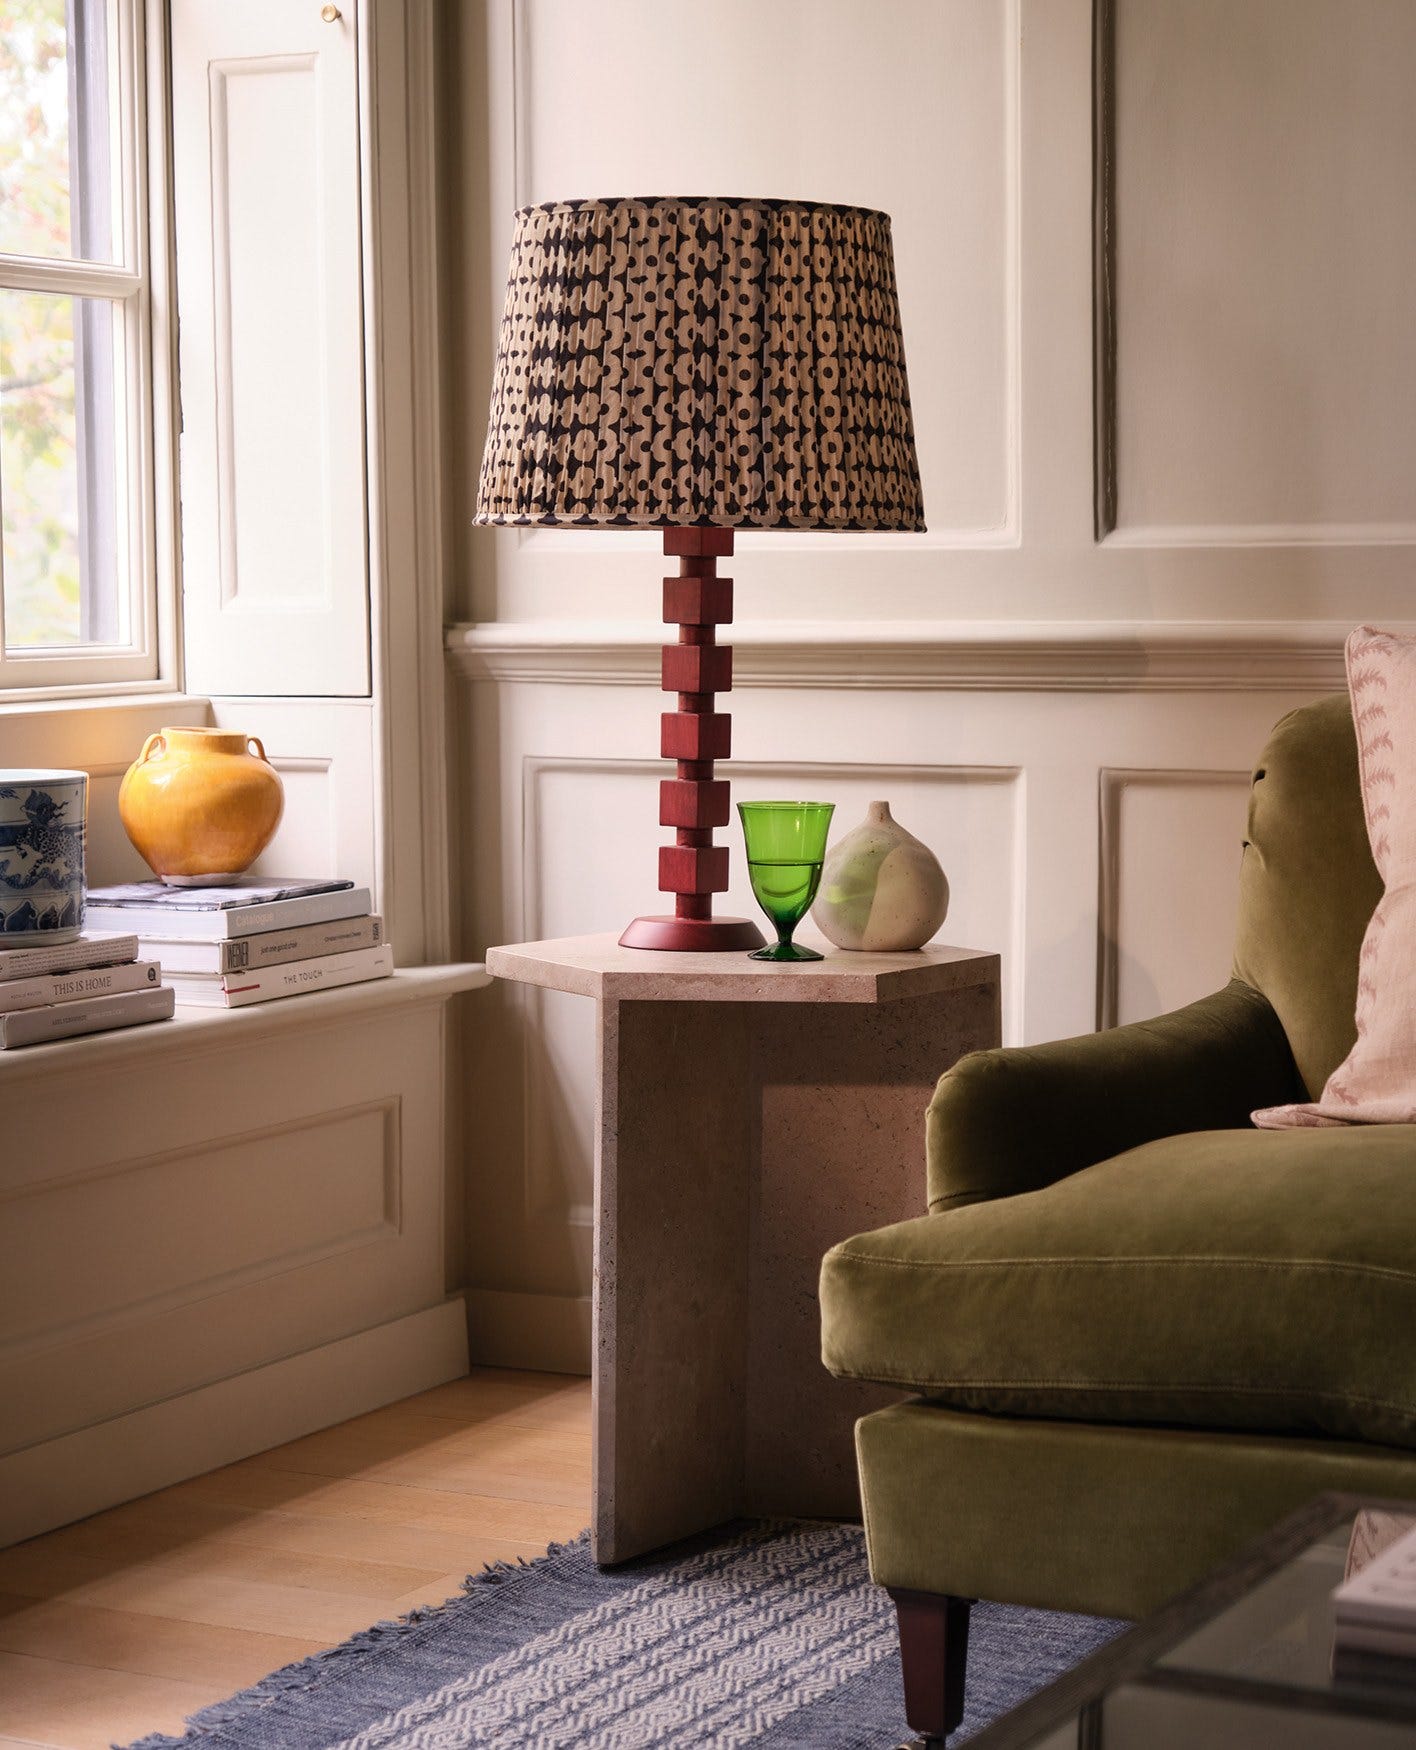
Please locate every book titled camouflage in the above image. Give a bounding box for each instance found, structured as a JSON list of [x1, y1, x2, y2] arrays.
[[0, 983, 175, 1048], [84, 878, 369, 940]]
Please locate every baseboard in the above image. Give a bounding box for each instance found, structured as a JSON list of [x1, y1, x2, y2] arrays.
[[0, 1297, 469, 1547], [465, 1287, 591, 1376]]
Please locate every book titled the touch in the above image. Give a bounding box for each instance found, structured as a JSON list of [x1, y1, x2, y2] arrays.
[[84, 878, 370, 940], [167, 944, 394, 1007]]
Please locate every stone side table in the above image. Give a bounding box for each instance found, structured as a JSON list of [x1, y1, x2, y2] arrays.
[[486, 933, 1001, 1565]]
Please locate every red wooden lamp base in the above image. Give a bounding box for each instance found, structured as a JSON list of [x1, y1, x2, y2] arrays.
[[618, 913, 765, 952], [620, 529, 766, 954]]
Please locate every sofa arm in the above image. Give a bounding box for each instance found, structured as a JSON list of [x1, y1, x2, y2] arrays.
[[927, 979, 1302, 1211]]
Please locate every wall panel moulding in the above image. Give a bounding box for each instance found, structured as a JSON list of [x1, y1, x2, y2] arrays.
[[1095, 0, 1416, 546]]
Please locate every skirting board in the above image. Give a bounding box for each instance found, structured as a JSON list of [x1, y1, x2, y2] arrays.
[[0, 1297, 469, 1547], [466, 1287, 592, 1377]]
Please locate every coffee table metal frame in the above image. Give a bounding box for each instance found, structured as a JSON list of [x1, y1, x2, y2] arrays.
[[963, 1492, 1416, 1749]]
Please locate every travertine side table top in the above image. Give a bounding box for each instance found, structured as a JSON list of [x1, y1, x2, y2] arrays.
[[487, 932, 999, 1005]]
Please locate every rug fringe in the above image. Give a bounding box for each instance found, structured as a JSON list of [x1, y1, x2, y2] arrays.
[[115, 1530, 593, 1750], [458, 1530, 589, 1594]]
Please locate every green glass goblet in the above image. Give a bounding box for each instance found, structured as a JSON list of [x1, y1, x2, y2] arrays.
[[737, 800, 836, 962]]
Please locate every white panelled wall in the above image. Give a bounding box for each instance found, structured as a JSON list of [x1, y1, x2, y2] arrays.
[[443, 0, 1416, 1372]]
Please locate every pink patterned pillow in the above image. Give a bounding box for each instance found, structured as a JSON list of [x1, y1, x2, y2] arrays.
[[1254, 625, 1416, 1128]]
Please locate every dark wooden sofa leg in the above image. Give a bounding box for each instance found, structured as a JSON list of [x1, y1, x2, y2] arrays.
[[888, 1588, 973, 1742]]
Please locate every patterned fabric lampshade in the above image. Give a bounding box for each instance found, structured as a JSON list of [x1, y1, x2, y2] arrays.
[[474, 197, 924, 531], [474, 197, 925, 953]]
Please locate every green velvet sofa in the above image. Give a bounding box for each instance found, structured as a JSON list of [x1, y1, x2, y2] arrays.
[[819, 695, 1416, 1742]]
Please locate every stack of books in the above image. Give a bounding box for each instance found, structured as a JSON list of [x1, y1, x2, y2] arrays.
[[1334, 1514, 1416, 1665], [83, 877, 391, 1008], [0, 932, 174, 1050]]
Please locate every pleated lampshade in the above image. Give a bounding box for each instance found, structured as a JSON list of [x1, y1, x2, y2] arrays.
[[474, 196, 924, 532]]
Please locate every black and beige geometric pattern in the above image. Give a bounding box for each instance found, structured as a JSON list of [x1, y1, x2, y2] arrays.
[[475, 197, 925, 531]]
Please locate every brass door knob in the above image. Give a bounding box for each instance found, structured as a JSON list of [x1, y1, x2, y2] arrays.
[[321, 4, 340, 20]]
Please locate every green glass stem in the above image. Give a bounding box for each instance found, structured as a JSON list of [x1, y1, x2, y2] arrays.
[[751, 937, 825, 963]]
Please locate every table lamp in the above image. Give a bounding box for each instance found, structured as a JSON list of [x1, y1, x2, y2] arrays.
[[475, 197, 924, 951]]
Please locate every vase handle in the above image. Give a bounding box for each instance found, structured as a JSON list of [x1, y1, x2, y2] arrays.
[[247, 736, 270, 764], [137, 732, 167, 764]]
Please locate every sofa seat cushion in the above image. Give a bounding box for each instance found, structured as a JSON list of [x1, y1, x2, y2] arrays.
[[820, 1125, 1416, 1450]]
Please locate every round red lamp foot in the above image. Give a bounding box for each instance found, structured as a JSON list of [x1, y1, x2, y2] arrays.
[[618, 913, 765, 952]]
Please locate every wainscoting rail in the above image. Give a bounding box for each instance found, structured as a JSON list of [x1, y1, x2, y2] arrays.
[[444, 618, 1369, 693]]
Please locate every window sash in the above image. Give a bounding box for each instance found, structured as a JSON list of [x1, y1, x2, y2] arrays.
[[0, 0, 163, 696]]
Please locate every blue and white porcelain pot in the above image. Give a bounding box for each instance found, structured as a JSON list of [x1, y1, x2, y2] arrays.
[[0, 769, 88, 943]]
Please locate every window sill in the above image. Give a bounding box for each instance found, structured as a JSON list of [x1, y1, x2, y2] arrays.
[[0, 682, 195, 715], [0, 963, 490, 1084], [0, 692, 212, 776]]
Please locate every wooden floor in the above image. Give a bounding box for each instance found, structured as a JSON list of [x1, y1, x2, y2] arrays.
[[0, 1368, 592, 1750]]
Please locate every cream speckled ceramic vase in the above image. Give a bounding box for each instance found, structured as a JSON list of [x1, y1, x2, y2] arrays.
[[811, 800, 948, 951]]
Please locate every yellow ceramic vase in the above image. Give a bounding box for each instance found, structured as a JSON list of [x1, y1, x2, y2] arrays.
[[119, 727, 284, 885]]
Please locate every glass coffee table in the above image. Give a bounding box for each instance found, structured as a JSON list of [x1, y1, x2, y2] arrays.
[[968, 1494, 1416, 1748]]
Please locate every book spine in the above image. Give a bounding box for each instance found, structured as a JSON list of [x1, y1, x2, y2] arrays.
[[200, 944, 394, 1007], [85, 889, 371, 940], [0, 960, 161, 1015], [231, 912, 384, 967], [0, 984, 175, 1048], [0, 934, 140, 982], [224, 889, 372, 938], [150, 914, 385, 974], [1333, 1622, 1416, 1658]]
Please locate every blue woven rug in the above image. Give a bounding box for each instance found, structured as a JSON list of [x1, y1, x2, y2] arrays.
[[124, 1521, 1123, 1749]]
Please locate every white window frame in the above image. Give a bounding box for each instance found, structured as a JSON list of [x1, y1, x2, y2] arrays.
[[0, 0, 177, 701]]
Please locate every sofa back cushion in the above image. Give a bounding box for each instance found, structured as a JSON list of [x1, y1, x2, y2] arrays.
[[1232, 692, 1383, 1099]]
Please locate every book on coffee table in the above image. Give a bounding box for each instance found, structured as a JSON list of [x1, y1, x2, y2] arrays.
[[85, 879, 368, 940], [1334, 1516, 1416, 1659]]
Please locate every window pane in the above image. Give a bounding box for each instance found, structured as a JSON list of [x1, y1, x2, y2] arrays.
[[0, 0, 116, 263], [1, 287, 125, 649]]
